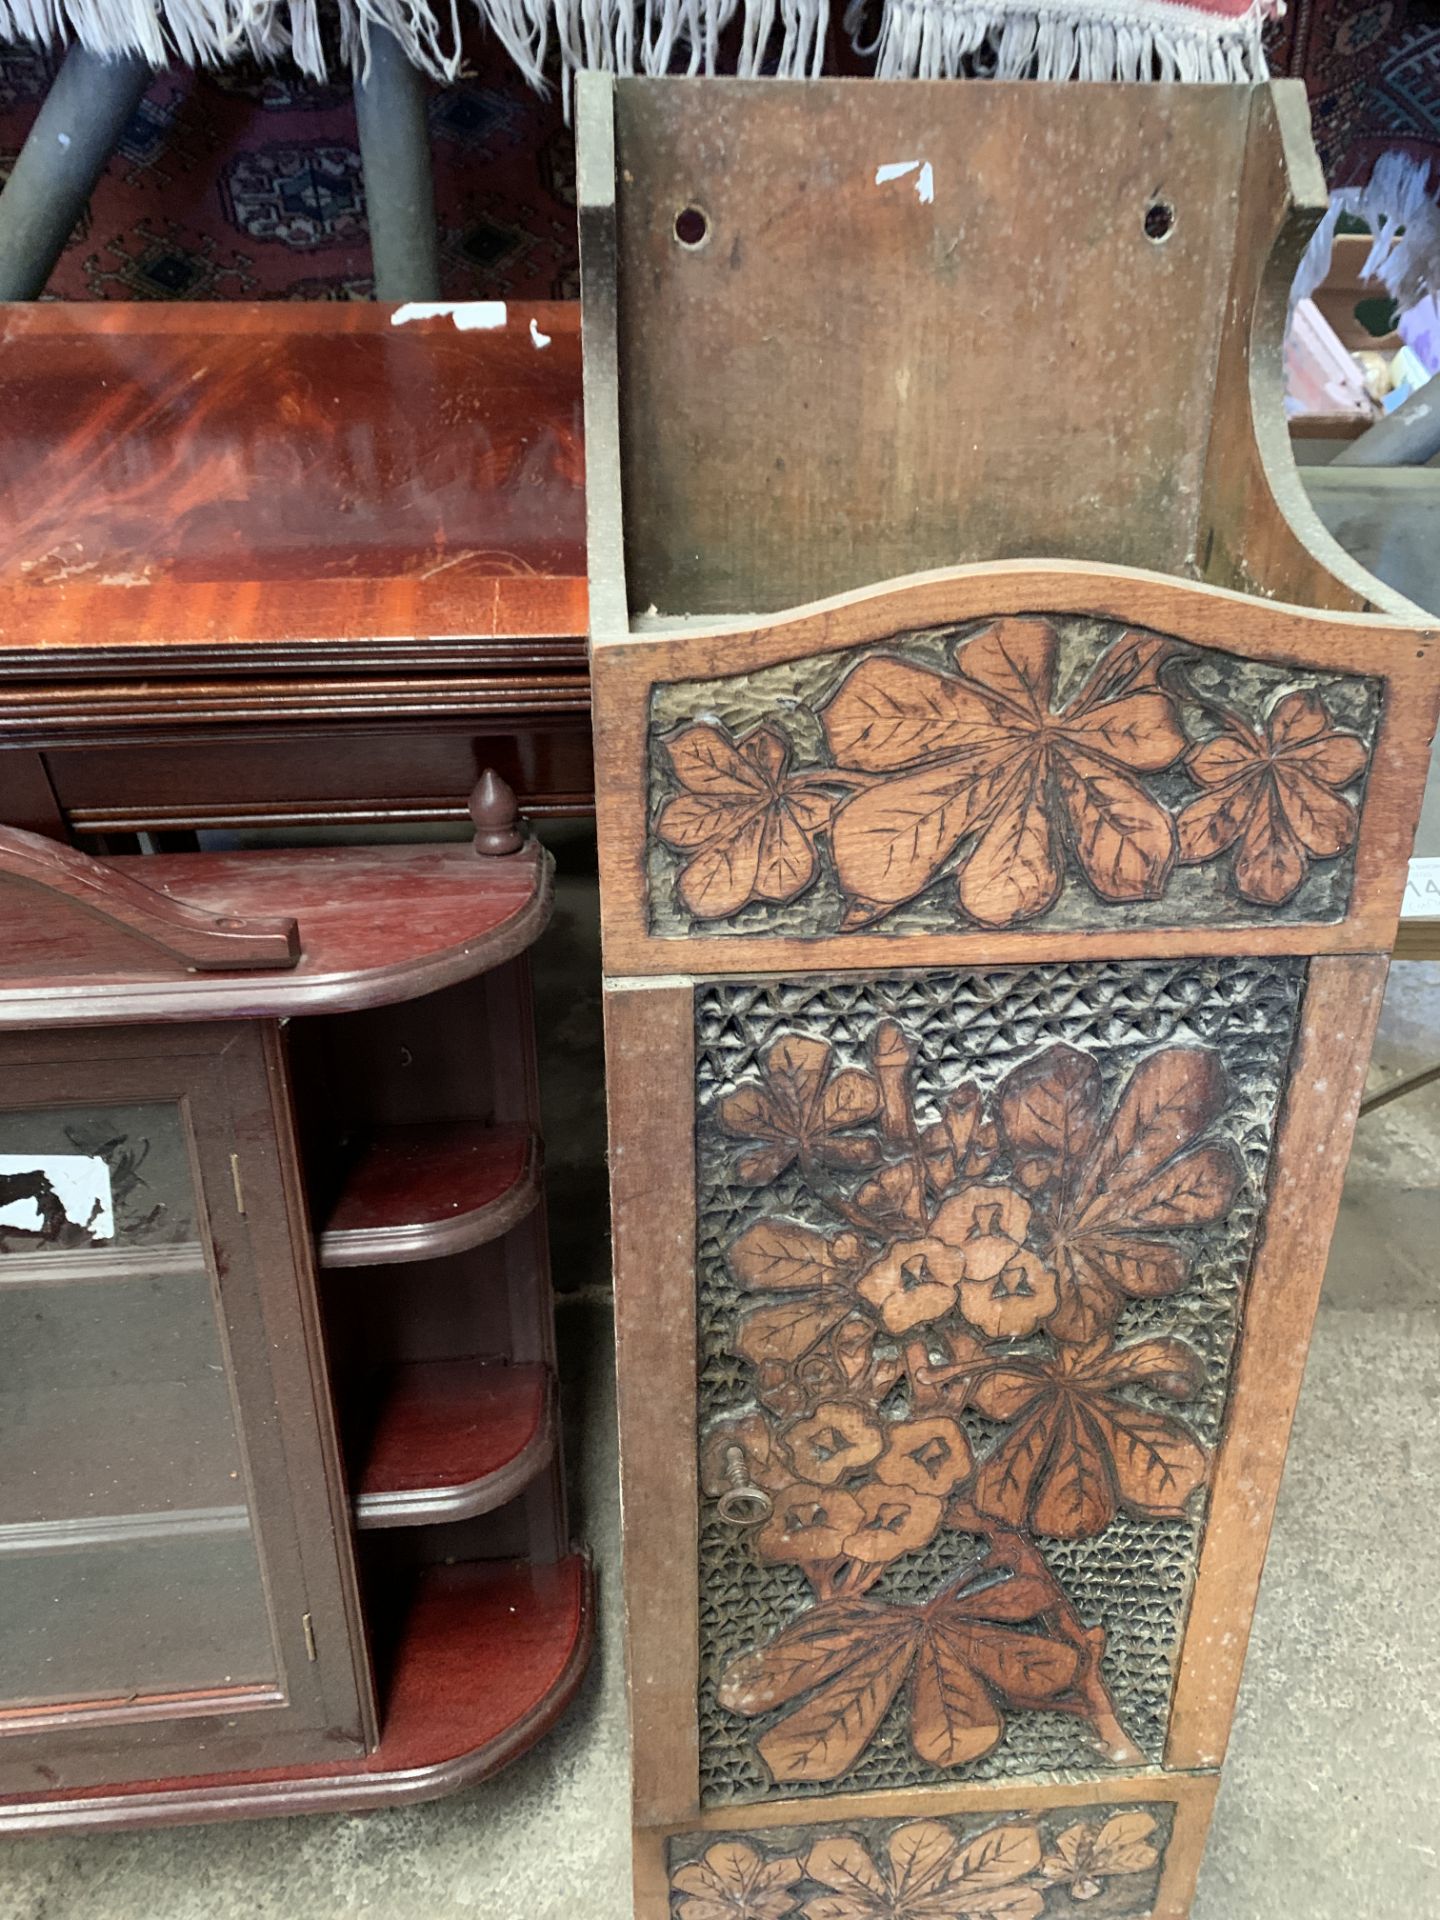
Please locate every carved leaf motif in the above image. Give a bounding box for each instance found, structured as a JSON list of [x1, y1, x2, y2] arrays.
[[965, 1338, 1209, 1539], [820, 658, 1006, 770], [946, 1823, 1044, 1890], [729, 1220, 860, 1293], [826, 756, 1017, 915], [657, 721, 836, 919], [756, 1626, 919, 1784], [672, 1840, 805, 1920], [825, 618, 1186, 928], [797, 1821, 1045, 1920], [995, 1043, 1241, 1341], [1175, 686, 1368, 906], [1039, 1810, 1160, 1897], [735, 1295, 855, 1367], [995, 1045, 1100, 1197], [718, 1599, 912, 1716], [719, 1033, 882, 1184], [909, 1631, 1003, 1766], [956, 769, 1059, 928]]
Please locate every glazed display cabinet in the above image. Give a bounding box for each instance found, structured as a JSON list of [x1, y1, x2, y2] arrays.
[[0, 778, 591, 1830], [581, 77, 1440, 1919]]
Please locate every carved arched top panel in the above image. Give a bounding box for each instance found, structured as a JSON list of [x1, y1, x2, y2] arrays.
[[592, 564, 1440, 976]]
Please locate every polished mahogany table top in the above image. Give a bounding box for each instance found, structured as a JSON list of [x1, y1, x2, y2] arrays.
[[0, 302, 586, 670]]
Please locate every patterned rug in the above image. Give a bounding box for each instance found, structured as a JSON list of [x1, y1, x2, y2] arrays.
[[0, 6, 1437, 300]]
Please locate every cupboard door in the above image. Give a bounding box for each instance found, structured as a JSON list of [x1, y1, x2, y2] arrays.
[[0, 1023, 373, 1793]]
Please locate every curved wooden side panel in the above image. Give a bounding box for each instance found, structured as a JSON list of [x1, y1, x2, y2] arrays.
[[0, 821, 300, 970], [1195, 85, 1416, 619], [593, 562, 1440, 977]]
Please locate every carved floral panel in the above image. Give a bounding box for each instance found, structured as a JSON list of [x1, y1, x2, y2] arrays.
[[666, 1803, 1175, 1920], [647, 615, 1380, 937], [695, 958, 1305, 1803]]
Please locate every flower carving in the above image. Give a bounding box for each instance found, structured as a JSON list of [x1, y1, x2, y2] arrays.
[[961, 1336, 1209, 1540], [1036, 1810, 1161, 1903], [656, 722, 837, 920], [823, 620, 1186, 927], [798, 1821, 1043, 1920], [1175, 688, 1368, 905], [784, 1403, 886, 1485], [671, 1839, 804, 1920]]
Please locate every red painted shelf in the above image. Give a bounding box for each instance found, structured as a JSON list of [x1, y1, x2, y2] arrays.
[[317, 1120, 541, 1268], [351, 1359, 555, 1530], [0, 1557, 594, 1833]]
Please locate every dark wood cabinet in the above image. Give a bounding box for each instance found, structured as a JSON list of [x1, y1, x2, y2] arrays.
[[0, 791, 591, 1831]]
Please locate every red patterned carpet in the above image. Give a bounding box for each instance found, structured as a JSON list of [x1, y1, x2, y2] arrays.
[[0, 6, 1437, 300], [0, 36, 577, 300]]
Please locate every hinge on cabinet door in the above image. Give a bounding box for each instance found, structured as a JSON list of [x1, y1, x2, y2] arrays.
[[230, 1153, 246, 1216], [302, 1612, 317, 1662]]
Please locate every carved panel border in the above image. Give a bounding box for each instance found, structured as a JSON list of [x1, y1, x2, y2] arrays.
[[665, 1801, 1177, 1920]]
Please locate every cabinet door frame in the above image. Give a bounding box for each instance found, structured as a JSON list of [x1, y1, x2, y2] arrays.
[[0, 1020, 375, 1793]]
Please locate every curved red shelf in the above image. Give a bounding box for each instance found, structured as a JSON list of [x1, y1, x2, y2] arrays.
[[0, 1557, 594, 1833], [318, 1121, 542, 1269], [352, 1360, 556, 1529]]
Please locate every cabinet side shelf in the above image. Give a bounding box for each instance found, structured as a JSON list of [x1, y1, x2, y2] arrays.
[[351, 1358, 556, 1529], [317, 1121, 541, 1269]]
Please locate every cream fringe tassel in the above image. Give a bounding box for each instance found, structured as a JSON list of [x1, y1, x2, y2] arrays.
[[0, 0, 1267, 100], [850, 0, 1267, 81]]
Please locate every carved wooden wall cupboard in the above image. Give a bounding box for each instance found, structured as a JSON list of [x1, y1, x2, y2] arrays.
[[0, 791, 591, 1831], [582, 77, 1440, 1919]]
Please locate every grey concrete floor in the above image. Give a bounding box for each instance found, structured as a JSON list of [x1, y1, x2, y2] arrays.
[[2, 919, 1436, 1917]]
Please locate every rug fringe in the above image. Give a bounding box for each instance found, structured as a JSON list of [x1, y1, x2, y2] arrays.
[[0, 0, 1254, 99], [848, 0, 1267, 81]]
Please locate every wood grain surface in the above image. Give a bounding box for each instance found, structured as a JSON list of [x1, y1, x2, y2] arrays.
[[0, 302, 585, 662], [605, 982, 702, 1824], [0, 841, 553, 1024], [1166, 952, 1388, 1769]]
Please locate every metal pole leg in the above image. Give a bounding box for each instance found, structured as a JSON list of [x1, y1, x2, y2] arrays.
[[353, 26, 442, 302], [0, 46, 152, 301]]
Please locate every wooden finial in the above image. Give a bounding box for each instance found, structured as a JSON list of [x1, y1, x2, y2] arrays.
[[469, 769, 525, 857]]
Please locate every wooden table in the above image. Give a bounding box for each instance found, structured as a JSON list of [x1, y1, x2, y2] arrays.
[[0, 302, 590, 841]]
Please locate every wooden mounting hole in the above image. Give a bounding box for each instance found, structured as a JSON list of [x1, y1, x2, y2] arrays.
[[1144, 201, 1176, 243], [674, 205, 709, 249]]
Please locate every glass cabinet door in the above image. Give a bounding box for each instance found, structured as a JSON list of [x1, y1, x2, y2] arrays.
[[0, 1026, 373, 1796]]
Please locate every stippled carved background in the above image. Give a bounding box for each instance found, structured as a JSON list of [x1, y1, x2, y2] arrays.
[[649, 615, 1380, 939], [694, 957, 1305, 1805]]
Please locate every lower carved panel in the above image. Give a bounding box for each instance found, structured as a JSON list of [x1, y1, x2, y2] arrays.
[[666, 1802, 1176, 1920], [695, 958, 1306, 1803]]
